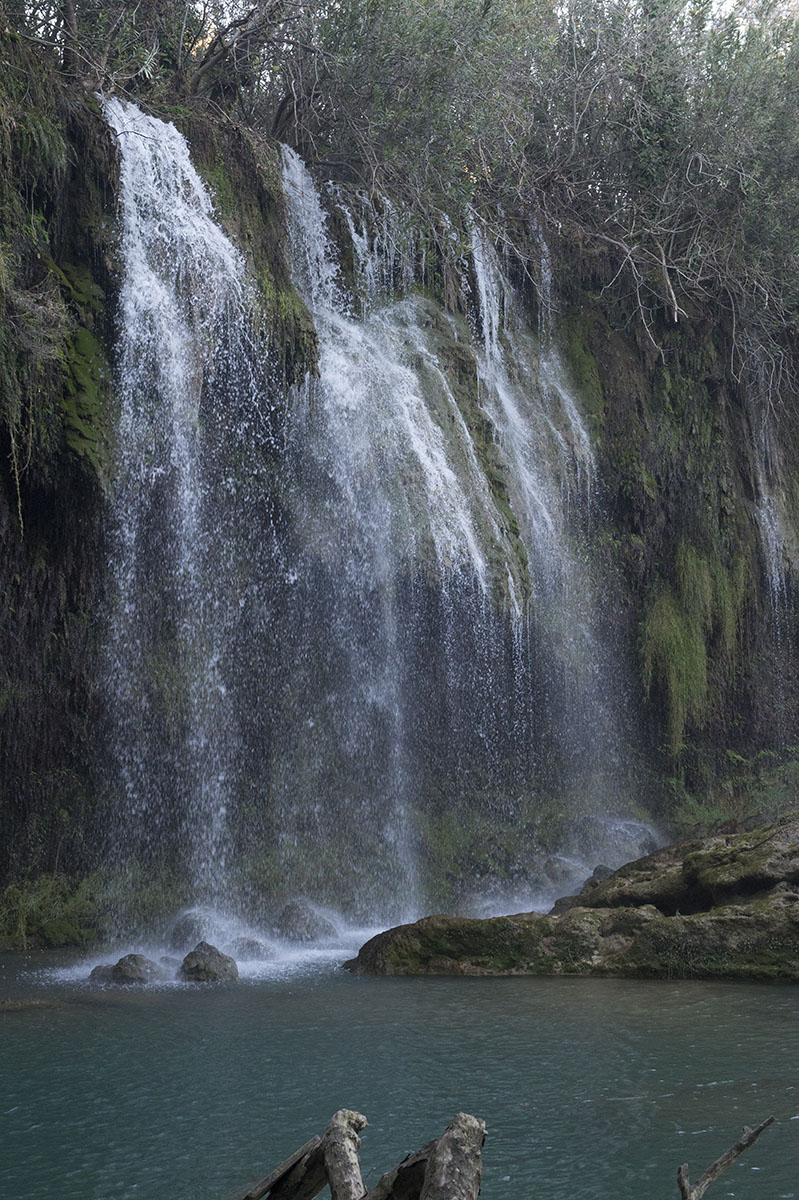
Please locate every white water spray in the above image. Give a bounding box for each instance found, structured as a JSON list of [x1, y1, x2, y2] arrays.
[[104, 98, 269, 908]]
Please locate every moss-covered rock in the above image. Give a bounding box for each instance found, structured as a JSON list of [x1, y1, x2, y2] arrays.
[[345, 813, 799, 980]]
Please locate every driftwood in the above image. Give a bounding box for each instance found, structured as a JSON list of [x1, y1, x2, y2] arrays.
[[677, 1116, 775, 1200], [235, 1111, 485, 1200], [235, 1108, 774, 1200], [418, 1113, 485, 1200], [241, 1137, 322, 1200]]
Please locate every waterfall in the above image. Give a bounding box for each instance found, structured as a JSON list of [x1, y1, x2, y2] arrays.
[[103, 99, 273, 914], [277, 148, 509, 920], [100, 105, 656, 933], [468, 226, 638, 849], [278, 149, 656, 917], [745, 357, 799, 745]]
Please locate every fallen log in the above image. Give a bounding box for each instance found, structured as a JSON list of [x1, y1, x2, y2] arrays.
[[677, 1116, 775, 1200], [234, 1108, 774, 1200], [363, 1139, 437, 1200], [323, 1109, 369, 1200], [233, 1110, 484, 1200], [241, 1137, 322, 1200], [419, 1113, 485, 1200], [267, 1111, 369, 1200]]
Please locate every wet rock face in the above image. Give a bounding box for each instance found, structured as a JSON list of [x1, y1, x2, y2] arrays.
[[556, 815, 799, 915], [90, 954, 168, 984], [178, 941, 238, 982], [276, 901, 336, 942], [345, 814, 799, 982]]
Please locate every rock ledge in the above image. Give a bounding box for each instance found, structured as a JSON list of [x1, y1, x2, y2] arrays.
[[344, 814, 799, 981]]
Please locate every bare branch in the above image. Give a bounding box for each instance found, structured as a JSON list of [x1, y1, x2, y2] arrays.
[[677, 1116, 775, 1200]]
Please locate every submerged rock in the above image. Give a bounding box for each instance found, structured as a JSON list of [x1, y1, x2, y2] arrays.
[[275, 901, 336, 942], [1, 997, 60, 1012], [90, 954, 167, 985], [344, 813, 799, 982], [179, 941, 238, 982]]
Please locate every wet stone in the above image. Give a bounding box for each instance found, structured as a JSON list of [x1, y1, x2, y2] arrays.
[[90, 954, 167, 985], [275, 901, 336, 943], [179, 941, 238, 982], [230, 936, 274, 961]]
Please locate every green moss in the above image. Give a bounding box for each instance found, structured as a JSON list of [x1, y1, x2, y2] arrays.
[[60, 324, 109, 477], [675, 541, 714, 632], [559, 314, 605, 425], [207, 159, 237, 220], [642, 584, 708, 755], [176, 113, 318, 385], [614, 911, 799, 981], [0, 873, 103, 948], [642, 535, 755, 757]]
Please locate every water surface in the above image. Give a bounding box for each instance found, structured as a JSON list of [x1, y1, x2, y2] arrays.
[[2, 952, 797, 1200]]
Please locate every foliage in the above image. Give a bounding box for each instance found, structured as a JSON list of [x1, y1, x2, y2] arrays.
[[670, 750, 799, 837], [642, 582, 708, 755], [641, 536, 752, 756], [7, 2, 799, 387], [0, 871, 103, 947], [254, 0, 799, 393]]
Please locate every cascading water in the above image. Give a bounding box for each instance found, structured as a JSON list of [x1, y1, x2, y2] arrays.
[[469, 226, 632, 812], [744, 355, 799, 744], [100, 105, 656, 936], [278, 148, 656, 917], [275, 149, 511, 921], [103, 99, 274, 917]]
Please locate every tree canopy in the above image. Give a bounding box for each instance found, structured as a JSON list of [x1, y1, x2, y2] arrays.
[[5, 0, 799, 385]]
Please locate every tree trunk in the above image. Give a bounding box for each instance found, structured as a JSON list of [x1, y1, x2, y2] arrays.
[[419, 1113, 485, 1200], [322, 1110, 369, 1200]]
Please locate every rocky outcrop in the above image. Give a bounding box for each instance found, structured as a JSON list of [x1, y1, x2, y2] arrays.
[[178, 941, 238, 982], [344, 814, 799, 981]]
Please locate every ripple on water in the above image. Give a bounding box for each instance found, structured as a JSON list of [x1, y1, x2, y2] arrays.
[[3, 963, 799, 1200]]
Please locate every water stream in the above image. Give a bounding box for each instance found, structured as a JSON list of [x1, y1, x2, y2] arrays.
[[275, 149, 655, 918]]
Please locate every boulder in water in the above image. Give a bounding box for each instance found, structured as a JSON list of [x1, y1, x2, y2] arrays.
[[179, 941, 238, 982], [168, 911, 209, 952], [90, 954, 167, 985], [89, 963, 116, 984], [275, 901, 336, 943], [230, 936, 274, 961]]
